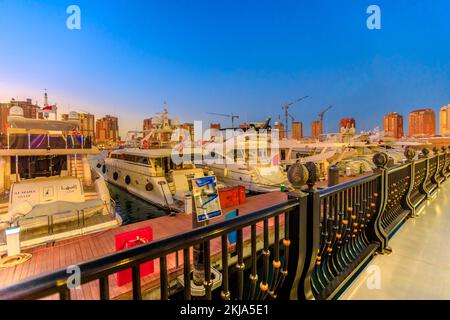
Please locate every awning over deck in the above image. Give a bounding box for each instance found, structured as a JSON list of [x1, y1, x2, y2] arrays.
[[7, 116, 79, 131], [24, 199, 104, 219]]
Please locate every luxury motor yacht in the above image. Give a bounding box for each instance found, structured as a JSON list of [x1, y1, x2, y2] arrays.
[[0, 107, 120, 252], [277, 131, 426, 179], [197, 130, 290, 193], [91, 147, 213, 212]]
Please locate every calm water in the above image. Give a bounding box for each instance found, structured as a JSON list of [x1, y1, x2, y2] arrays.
[[107, 183, 168, 225], [107, 181, 261, 226]]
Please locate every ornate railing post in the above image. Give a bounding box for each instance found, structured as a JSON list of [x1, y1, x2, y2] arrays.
[[418, 149, 429, 198], [431, 147, 440, 188], [278, 162, 310, 300], [442, 146, 448, 179], [439, 146, 447, 183], [371, 152, 391, 254], [421, 148, 433, 199], [433, 147, 442, 188], [446, 146, 450, 178], [283, 162, 320, 300], [404, 147, 416, 217]]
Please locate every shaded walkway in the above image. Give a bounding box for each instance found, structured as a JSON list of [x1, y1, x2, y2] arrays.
[[340, 182, 450, 300]]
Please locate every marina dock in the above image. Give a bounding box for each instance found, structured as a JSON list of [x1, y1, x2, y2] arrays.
[[0, 191, 288, 300]]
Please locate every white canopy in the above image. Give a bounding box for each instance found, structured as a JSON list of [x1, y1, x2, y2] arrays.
[[7, 116, 79, 131]]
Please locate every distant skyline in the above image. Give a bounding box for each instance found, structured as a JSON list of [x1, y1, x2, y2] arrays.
[[0, 0, 449, 138]]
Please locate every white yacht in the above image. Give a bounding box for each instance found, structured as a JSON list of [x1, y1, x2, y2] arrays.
[[92, 147, 212, 211], [0, 107, 120, 252], [197, 131, 290, 193]]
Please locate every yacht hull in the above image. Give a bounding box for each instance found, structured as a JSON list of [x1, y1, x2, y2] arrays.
[[199, 164, 286, 193], [92, 158, 175, 209]]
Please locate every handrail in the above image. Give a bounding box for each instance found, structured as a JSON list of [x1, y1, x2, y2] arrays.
[[3, 202, 114, 242], [5, 132, 93, 150], [0, 198, 299, 300], [1, 149, 449, 301], [386, 162, 411, 174], [318, 172, 381, 197]]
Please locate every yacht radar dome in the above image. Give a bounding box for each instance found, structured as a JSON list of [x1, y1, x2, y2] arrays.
[[9, 106, 24, 117], [68, 111, 79, 120]]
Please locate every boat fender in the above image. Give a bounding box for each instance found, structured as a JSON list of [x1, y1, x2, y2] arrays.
[[95, 177, 112, 215], [223, 168, 228, 178], [145, 182, 154, 191]]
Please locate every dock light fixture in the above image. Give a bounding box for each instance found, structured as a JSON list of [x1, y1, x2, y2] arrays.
[[5, 226, 21, 257]]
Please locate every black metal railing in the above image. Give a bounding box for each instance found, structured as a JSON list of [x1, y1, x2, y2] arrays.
[[0, 198, 308, 301], [409, 159, 427, 209], [6, 133, 93, 150], [0, 148, 449, 301], [378, 163, 412, 239], [309, 173, 381, 300], [425, 155, 439, 196]]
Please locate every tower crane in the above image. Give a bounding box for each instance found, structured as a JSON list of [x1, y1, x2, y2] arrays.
[[318, 105, 333, 134], [206, 112, 240, 128], [281, 96, 309, 138]]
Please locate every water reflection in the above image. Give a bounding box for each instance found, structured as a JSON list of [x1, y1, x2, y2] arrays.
[[108, 183, 168, 225]]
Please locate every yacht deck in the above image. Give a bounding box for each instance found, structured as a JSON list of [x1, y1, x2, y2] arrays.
[[0, 191, 288, 300]]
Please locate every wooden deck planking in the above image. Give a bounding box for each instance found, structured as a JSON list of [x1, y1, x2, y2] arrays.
[[0, 191, 288, 300]]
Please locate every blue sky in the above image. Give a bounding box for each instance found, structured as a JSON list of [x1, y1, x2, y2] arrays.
[[0, 0, 449, 137]]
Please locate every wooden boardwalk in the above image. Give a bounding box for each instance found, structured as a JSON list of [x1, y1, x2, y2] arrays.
[[0, 191, 288, 300]]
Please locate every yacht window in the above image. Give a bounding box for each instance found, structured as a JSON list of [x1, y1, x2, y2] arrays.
[[0, 133, 7, 149], [8, 134, 28, 149], [11, 155, 67, 179], [153, 158, 163, 171], [30, 134, 49, 149], [49, 135, 66, 149]]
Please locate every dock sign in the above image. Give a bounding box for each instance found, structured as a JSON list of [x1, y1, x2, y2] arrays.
[[192, 176, 222, 222]]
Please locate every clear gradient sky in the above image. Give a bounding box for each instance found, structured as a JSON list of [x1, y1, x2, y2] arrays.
[[0, 0, 449, 138]]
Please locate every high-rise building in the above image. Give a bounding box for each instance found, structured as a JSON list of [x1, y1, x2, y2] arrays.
[[311, 120, 322, 139], [61, 112, 95, 140], [439, 104, 450, 136], [409, 109, 436, 137], [291, 121, 303, 140], [0, 98, 42, 134], [274, 121, 285, 140], [383, 112, 404, 139], [96, 115, 119, 144], [339, 118, 356, 130], [210, 123, 221, 130], [143, 118, 154, 131]]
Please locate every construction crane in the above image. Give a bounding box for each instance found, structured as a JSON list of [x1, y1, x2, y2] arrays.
[[318, 105, 333, 134], [281, 96, 309, 138], [206, 112, 240, 128]]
